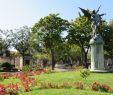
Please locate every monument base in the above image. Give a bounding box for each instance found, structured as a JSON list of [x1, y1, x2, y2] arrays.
[[90, 69, 110, 73]]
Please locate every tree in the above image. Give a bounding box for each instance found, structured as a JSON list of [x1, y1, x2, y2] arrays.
[[32, 14, 69, 70], [9, 51, 20, 66], [101, 20, 113, 58], [68, 16, 92, 68], [55, 41, 81, 67], [12, 26, 31, 65], [0, 30, 12, 56], [0, 37, 5, 56]]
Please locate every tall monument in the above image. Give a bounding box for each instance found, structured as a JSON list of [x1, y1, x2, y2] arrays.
[[90, 9, 105, 72], [79, 7, 107, 72]]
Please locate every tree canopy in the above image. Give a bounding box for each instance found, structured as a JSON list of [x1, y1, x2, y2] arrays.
[[32, 14, 69, 69]]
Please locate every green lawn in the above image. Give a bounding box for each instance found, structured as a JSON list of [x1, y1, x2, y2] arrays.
[[36, 71, 113, 87], [1, 71, 113, 95], [24, 71, 113, 95], [20, 89, 113, 95]]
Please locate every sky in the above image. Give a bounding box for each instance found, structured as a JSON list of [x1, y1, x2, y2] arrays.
[[0, 0, 113, 30]]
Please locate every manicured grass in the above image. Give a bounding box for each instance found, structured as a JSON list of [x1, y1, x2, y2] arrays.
[[0, 77, 20, 85], [35, 71, 113, 87], [1, 71, 113, 95], [20, 89, 113, 95]]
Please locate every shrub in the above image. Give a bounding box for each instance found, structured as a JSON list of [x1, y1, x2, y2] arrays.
[[60, 82, 72, 89], [91, 82, 112, 92], [40, 82, 49, 89], [0, 75, 4, 81], [22, 65, 32, 72], [80, 69, 90, 79], [91, 82, 101, 91], [100, 84, 112, 92], [0, 84, 6, 95], [1, 62, 13, 72], [6, 83, 19, 95], [40, 82, 72, 89], [73, 81, 84, 90], [1, 73, 13, 79]]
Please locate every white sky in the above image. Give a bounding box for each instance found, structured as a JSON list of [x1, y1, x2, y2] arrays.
[[0, 0, 40, 29]]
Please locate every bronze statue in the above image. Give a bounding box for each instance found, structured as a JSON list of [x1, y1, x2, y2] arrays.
[[79, 6, 105, 36]]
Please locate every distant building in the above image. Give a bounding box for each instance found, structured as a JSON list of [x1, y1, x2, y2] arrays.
[[0, 54, 32, 70]]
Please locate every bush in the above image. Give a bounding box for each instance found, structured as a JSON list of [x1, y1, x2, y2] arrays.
[[73, 81, 84, 90], [31, 64, 42, 71], [91, 82, 112, 92], [0, 75, 4, 81], [6, 83, 19, 95], [0, 84, 6, 95], [22, 65, 32, 72], [1, 62, 13, 72], [80, 69, 90, 79]]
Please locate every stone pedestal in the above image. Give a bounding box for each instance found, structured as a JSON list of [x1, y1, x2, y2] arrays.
[[90, 34, 107, 72]]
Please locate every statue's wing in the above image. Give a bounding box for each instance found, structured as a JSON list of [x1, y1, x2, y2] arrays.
[[96, 5, 101, 13], [78, 12, 82, 17], [79, 7, 91, 20], [99, 13, 106, 17]]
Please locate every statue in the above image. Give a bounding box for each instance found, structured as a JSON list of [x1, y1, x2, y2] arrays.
[[79, 6, 105, 36], [79, 6, 108, 72]]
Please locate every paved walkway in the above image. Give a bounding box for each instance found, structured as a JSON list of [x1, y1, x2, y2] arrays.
[[54, 64, 71, 72]]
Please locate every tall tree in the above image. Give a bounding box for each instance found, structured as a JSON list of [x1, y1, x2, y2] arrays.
[[55, 42, 81, 68], [12, 26, 31, 65], [101, 20, 113, 58], [0, 30, 12, 56], [32, 14, 69, 70], [68, 16, 91, 68]]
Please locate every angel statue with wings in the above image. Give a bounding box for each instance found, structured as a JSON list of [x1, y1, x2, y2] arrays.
[[79, 6, 105, 36]]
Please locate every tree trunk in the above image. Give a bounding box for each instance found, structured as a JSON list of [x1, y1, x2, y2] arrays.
[[22, 55, 25, 66], [80, 48, 84, 65], [69, 57, 73, 69], [51, 49, 55, 70], [84, 52, 88, 69], [14, 58, 16, 67]]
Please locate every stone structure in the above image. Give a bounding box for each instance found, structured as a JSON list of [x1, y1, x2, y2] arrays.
[[90, 34, 105, 72], [89, 8, 107, 72], [79, 6, 108, 72]]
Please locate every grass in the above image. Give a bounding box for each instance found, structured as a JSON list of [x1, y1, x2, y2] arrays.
[[0, 77, 20, 85], [35, 71, 113, 87], [20, 89, 113, 95], [1, 71, 113, 95]]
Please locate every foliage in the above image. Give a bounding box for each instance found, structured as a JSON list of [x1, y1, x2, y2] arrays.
[[68, 16, 91, 68], [0, 30, 12, 56], [0, 75, 4, 81], [32, 14, 69, 70], [73, 81, 84, 90], [91, 82, 112, 92], [40, 81, 83, 89], [1, 62, 13, 72], [0, 71, 113, 95], [55, 42, 81, 66], [80, 69, 90, 79], [11, 26, 31, 65], [33, 53, 50, 60], [6, 83, 19, 95], [22, 65, 32, 72], [0, 84, 6, 95], [101, 20, 113, 57]]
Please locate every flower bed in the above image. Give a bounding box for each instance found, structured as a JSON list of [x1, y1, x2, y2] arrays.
[[0, 69, 47, 95]]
